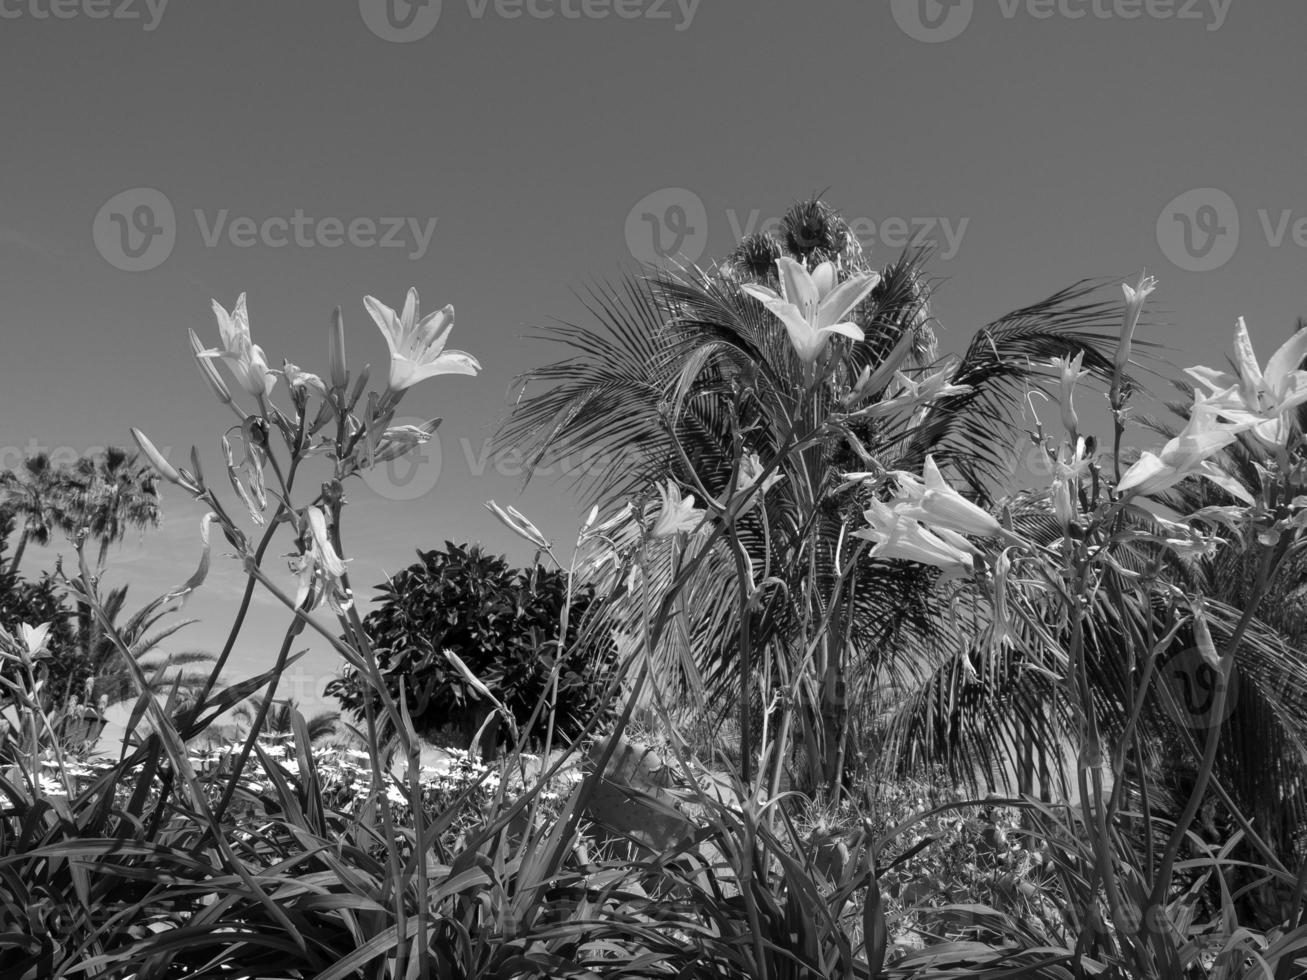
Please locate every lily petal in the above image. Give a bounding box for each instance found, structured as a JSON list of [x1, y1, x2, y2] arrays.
[[776, 257, 819, 321], [816, 272, 880, 329]]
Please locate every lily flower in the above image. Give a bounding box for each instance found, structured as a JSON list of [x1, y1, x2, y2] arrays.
[[740, 257, 879, 364], [19, 622, 51, 659], [363, 288, 480, 395], [291, 506, 353, 614], [197, 294, 277, 399], [718, 452, 784, 514], [1186, 317, 1307, 449], [1050, 438, 1091, 532], [1051, 351, 1089, 437], [857, 366, 973, 418], [278, 360, 326, 398], [649, 480, 706, 539], [854, 500, 975, 577], [889, 455, 1001, 539], [1117, 394, 1251, 503]]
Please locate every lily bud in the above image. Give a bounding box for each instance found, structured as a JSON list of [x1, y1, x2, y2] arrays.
[[349, 363, 372, 412], [846, 327, 916, 406], [190, 328, 245, 420], [1115, 272, 1158, 381], [1191, 600, 1223, 672], [1052, 475, 1076, 532], [486, 500, 550, 550], [329, 306, 348, 391], [132, 428, 199, 494]]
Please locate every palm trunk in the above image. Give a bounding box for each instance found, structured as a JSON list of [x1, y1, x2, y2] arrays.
[[819, 631, 848, 798], [7, 529, 29, 577]]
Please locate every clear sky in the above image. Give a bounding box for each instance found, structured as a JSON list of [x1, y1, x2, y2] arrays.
[[2, 0, 1304, 711]]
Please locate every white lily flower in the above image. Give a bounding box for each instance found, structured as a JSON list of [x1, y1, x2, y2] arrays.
[[291, 506, 353, 614], [740, 257, 879, 364], [854, 499, 975, 577], [277, 360, 326, 397], [1117, 394, 1250, 502], [890, 456, 1001, 539], [649, 480, 706, 539], [198, 294, 277, 399], [1186, 317, 1307, 448], [1051, 351, 1089, 437], [20, 622, 51, 658], [858, 366, 973, 418], [717, 452, 784, 515], [364, 288, 481, 395]]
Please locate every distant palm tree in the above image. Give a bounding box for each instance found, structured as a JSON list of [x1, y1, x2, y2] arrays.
[[0, 452, 75, 577], [54, 447, 163, 669], [234, 696, 340, 744], [63, 446, 162, 569]]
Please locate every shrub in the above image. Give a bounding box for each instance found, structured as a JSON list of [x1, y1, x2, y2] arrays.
[[326, 542, 615, 749]]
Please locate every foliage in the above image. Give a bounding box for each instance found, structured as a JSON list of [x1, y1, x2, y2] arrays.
[[326, 542, 616, 748], [6, 235, 1307, 980], [500, 195, 1134, 795], [0, 509, 76, 706], [233, 695, 339, 744]]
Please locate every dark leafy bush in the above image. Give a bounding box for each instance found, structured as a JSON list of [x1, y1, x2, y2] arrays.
[[0, 509, 76, 705], [326, 542, 615, 748]]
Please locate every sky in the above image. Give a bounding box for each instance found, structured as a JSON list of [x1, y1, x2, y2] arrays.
[[1, 0, 1304, 713]]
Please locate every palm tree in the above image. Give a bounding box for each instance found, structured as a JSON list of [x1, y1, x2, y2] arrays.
[[499, 197, 1127, 795], [56, 448, 163, 670], [234, 696, 339, 744], [48, 583, 214, 712], [0, 452, 75, 577], [63, 447, 162, 569]]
